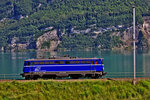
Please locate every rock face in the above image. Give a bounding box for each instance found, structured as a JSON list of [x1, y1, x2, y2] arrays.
[[142, 16, 150, 47], [120, 25, 142, 49], [7, 16, 150, 51], [36, 29, 60, 51], [8, 37, 28, 52], [49, 40, 60, 51], [110, 16, 150, 50], [7, 29, 60, 52]]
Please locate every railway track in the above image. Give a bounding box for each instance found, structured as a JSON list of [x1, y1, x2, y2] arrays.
[[0, 77, 150, 82]]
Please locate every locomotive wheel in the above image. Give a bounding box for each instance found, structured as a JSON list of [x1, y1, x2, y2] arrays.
[[25, 76, 30, 80], [70, 74, 82, 79], [91, 74, 102, 79]]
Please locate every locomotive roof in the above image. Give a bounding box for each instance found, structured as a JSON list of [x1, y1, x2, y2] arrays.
[[25, 57, 103, 61]]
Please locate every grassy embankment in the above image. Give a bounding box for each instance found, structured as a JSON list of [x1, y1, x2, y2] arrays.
[[0, 80, 150, 100]]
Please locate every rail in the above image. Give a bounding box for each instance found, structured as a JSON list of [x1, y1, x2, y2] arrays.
[[0, 74, 24, 80], [103, 72, 150, 78], [0, 72, 150, 80]]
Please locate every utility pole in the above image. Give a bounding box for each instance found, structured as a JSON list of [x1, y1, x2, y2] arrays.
[[132, 6, 136, 85]]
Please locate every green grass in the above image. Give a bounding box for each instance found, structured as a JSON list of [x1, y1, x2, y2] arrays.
[[0, 80, 150, 100]]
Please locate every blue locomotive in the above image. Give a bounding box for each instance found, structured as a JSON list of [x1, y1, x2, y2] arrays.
[[21, 57, 107, 79]]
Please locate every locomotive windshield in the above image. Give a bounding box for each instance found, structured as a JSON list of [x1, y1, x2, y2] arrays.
[[24, 61, 30, 66]]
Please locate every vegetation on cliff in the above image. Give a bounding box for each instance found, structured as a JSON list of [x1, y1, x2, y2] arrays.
[[58, 31, 123, 50], [0, 80, 150, 100], [0, 0, 150, 50]]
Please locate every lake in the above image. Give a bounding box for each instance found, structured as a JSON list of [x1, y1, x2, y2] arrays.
[[0, 50, 150, 79]]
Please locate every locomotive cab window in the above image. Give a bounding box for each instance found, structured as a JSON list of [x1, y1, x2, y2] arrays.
[[50, 61, 54, 64], [86, 61, 91, 64], [65, 61, 70, 64], [70, 61, 75, 64], [75, 61, 80, 64], [101, 59, 104, 64], [55, 61, 59, 64], [60, 61, 65, 64], [34, 62, 39, 65], [92, 61, 94, 64], [25, 62, 30, 66], [40, 62, 44, 65], [95, 60, 98, 64], [30, 62, 33, 66], [45, 62, 49, 65], [81, 61, 85, 64]]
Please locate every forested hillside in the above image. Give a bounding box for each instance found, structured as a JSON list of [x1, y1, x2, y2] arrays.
[[0, 0, 150, 50]]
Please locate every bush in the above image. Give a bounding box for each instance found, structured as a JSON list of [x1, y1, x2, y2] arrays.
[[0, 80, 150, 99]]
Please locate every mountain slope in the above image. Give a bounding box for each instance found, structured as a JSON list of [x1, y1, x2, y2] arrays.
[[0, 0, 150, 50]]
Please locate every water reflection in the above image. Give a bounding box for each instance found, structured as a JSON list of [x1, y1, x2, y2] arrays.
[[35, 51, 59, 59], [142, 54, 150, 77], [0, 50, 150, 79]]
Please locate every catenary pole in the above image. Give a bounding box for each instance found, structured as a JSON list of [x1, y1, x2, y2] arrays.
[[133, 6, 136, 85]]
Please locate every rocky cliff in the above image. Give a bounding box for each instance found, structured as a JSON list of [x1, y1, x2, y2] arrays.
[[36, 29, 60, 51], [7, 16, 150, 51], [121, 16, 149, 50], [142, 17, 150, 48], [101, 17, 149, 50]]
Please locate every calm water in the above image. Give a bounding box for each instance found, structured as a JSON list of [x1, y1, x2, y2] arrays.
[[0, 50, 150, 79]]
